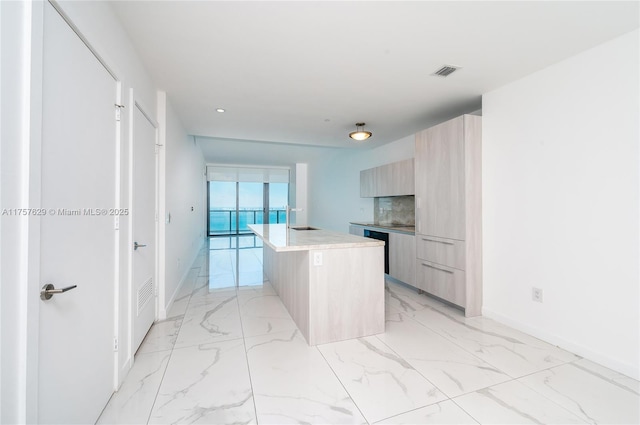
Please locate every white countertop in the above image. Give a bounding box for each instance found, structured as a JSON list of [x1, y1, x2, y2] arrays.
[[249, 224, 384, 252], [350, 222, 416, 235]]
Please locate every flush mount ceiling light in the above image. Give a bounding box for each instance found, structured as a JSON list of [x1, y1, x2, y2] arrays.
[[216, 108, 225, 113], [349, 122, 372, 141]]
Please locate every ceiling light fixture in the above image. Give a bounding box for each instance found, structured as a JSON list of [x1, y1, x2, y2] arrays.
[[349, 122, 372, 141], [216, 108, 225, 113]]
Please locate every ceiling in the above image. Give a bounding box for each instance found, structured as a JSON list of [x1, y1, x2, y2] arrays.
[[112, 1, 639, 162]]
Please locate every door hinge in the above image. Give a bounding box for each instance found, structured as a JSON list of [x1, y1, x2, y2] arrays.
[[115, 104, 125, 121], [113, 336, 119, 352], [114, 216, 120, 230]]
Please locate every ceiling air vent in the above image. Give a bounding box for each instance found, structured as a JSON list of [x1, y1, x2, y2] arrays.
[[432, 65, 460, 77]]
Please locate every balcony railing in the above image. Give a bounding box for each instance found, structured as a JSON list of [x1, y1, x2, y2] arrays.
[[209, 209, 287, 235]]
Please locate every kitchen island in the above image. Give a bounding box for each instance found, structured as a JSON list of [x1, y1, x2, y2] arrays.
[[249, 224, 385, 345]]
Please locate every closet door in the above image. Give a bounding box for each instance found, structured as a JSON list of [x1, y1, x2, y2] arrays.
[[38, 3, 118, 422]]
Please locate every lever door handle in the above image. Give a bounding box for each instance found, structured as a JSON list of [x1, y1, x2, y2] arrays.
[[40, 283, 77, 300], [134, 241, 147, 250]]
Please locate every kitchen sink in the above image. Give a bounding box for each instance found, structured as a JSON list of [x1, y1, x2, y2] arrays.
[[290, 226, 319, 231]]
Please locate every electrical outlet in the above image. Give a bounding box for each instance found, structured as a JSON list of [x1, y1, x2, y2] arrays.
[[313, 252, 323, 266], [532, 287, 543, 303]]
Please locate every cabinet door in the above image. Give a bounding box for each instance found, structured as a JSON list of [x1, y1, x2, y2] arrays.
[[417, 117, 465, 240], [374, 163, 389, 196], [360, 168, 376, 197], [390, 159, 415, 196], [361, 159, 415, 197], [415, 131, 427, 231], [389, 232, 416, 286]]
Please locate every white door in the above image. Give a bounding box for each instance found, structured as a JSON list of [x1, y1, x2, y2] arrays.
[[38, 3, 117, 423], [132, 104, 157, 352]]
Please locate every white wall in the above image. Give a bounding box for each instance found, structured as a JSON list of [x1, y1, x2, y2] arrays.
[[158, 93, 206, 317], [1, 2, 34, 422], [293, 163, 308, 225], [482, 29, 639, 379], [307, 135, 415, 232]]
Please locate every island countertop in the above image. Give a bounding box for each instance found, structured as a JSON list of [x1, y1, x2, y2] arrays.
[[249, 224, 384, 252]]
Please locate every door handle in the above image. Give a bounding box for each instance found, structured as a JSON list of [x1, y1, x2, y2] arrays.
[[134, 241, 147, 250], [40, 283, 77, 300]]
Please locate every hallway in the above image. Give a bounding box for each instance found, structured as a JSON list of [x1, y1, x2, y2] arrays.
[[98, 237, 640, 424]]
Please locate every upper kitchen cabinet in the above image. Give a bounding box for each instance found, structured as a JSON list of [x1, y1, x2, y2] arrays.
[[360, 167, 377, 198], [415, 114, 482, 316], [360, 158, 415, 197]]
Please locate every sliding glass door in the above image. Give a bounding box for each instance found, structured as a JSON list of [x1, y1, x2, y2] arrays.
[[208, 181, 288, 236], [209, 181, 235, 235], [238, 182, 264, 233], [268, 183, 289, 225]]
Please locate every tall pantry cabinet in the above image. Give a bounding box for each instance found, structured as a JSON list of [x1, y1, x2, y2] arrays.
[[414, 114, 482, 317]]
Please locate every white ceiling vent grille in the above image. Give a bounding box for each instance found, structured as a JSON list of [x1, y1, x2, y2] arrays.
[[432, 65, 460, 77], [137, 277, 154, 316]]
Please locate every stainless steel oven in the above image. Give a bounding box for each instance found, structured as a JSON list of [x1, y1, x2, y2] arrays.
[[363, 229, 389, 274]]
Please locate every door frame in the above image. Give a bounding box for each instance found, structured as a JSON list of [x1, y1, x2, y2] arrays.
[[22, 1, 124, 421], [127, 91, 160, 368]]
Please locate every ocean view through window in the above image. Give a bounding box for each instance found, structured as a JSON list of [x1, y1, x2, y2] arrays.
[[208, 181, 289, 235]]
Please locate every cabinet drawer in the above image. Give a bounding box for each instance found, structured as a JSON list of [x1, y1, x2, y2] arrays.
[[416, 234, 465, 270], [415, 259, 465, 307]]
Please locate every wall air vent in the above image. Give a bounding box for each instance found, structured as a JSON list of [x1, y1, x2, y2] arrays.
[[137, 277, 153, 316], [432, 65, 460, 77]]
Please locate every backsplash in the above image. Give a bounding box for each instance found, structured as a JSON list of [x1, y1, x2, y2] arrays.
[[374, 196, 415, 226]]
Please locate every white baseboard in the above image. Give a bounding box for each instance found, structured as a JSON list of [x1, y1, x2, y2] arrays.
[[482, 307, 639, 380], [158, 238, 205, 320], [116, 357, 132, 390]]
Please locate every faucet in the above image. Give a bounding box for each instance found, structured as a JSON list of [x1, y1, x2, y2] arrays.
[[285, 205, 303, 229]]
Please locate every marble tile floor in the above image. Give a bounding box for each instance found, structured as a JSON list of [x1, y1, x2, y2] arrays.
[[98, 238, 639, 424]]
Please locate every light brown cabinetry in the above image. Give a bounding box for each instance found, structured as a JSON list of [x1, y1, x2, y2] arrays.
[[416, 235, 465, 270], [415, 259, 465, 307], [360, 159, 415, 197], [360, 168, 377, 198], [349, 224, 415, 286], [415, 119, 465, 239], [415, 115, 482, 317], [389, 232, 415, 286]]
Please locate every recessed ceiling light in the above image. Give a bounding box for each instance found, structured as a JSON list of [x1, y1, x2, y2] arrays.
[[216, 108, 225, 113]]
